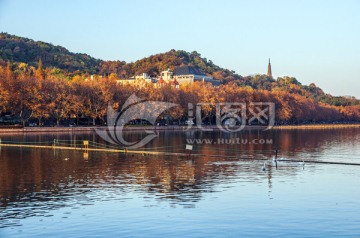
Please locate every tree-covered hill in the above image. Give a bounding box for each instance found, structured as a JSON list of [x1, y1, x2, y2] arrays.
[[0, 32, 358, 109], [0, 32, 242, 82], [99, 49, 243, 84], [0, 33, 102, 74], [0, 33, 359, 125]]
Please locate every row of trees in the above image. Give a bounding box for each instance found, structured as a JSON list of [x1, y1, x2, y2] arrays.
[[1, 62, 360, 127]]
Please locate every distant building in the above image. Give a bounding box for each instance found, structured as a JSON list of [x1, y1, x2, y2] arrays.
[[117, 73, 154, 86], [160, 69, 173, 81], [343, 95, 356, 99], [173, 66, 220, 86], [156, 76, 165, 88], [172, 77, 179, 88], [267, 58, 272, 78], [135, 73, 152, 82], [116, 77, 137, 85], [118, 66, 220, 87]]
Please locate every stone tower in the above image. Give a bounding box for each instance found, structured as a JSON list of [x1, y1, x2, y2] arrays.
[[267, 58, 272, 78]]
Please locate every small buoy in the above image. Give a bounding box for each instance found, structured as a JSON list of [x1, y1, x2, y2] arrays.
[[262, 162, 266, 172]]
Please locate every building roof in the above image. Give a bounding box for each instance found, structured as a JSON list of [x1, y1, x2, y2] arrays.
[[157, 77, 164, 84], [172, 77, 179, 85], [194, 78, 221, 86], [173, 66, 206, 76]]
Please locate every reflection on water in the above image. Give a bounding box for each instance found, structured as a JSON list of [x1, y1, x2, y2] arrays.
[[0, 128, 360, 237]]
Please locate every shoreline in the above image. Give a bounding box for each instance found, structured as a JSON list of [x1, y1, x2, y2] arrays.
[[272, 124, 360, 130], [0, 125, 267, 134], [0, 124, 359, 134]]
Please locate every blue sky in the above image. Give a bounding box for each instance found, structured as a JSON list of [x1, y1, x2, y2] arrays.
[[1, 0, 359, 97]]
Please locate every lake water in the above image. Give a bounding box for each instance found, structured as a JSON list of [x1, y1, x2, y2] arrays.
[[1, 128, 360, 237]]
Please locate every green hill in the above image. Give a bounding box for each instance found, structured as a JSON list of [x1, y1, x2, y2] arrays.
[[0, 32, 102, 74]]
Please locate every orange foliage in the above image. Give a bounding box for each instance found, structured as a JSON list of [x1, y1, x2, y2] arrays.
[[0, 63, 359, 125]]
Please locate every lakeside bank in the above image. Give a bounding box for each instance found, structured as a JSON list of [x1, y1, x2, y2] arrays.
[[0, 124, 359, 134], [0, 125, 267, 134], [272, 124, 360, 130]]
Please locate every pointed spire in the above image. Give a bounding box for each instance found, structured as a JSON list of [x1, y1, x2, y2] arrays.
[[267, 58, 272, 78]]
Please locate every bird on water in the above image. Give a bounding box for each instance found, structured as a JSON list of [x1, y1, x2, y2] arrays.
[[262, 162, 266, 172]]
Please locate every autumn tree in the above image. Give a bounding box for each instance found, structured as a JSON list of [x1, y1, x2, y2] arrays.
[[35, 59, 45, 80], [0, 65, 10, 112], [43, 76, 74, 125]]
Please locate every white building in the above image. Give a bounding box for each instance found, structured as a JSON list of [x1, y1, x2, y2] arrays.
[[160, 69, 173, 82], [135, 73, 152, 83], [118, 66, 220, 87]]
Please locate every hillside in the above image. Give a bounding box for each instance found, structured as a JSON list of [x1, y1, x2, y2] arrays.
[[0, 33, 359, 125], [0, 33, 242, 82], [0, 33, 359, 108], [100, 49, 243, 84], [0, 33, 102, 74]]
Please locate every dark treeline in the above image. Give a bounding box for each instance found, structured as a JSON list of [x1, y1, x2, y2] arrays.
[[0, 61, 360, 127]]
